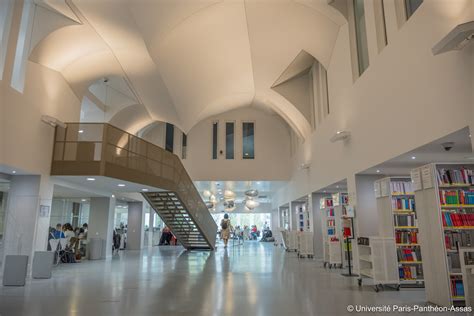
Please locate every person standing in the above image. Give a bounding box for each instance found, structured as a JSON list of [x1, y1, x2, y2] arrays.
[[220, 214, 232, 248]]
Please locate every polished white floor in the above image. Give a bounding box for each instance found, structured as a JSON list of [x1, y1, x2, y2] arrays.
[[0, 242, 452, 315]]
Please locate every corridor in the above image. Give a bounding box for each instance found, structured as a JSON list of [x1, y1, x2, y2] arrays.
[[0, 242, 436, 316]]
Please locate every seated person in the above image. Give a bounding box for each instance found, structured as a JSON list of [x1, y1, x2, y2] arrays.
[[63, 223, 80, 255], [52, 223, 65, 239]]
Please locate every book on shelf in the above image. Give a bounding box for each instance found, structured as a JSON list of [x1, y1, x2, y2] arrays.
[[328, 228, 336, 235], [399, 265, 423, 280], [327, 209, 335, 217], [392, 197, 415, 210], [395, 231, 418, 244], [437, 167, 474, 186], [444, 231, 474, 250], [327, 219, 335, 227], [397, 247, 422, 262], [390, 181, 414, 194], [394, 214, 417, 227], [450, 276, 465, 297], [442, 212, 474, 227], [439, 190, 474, 205]]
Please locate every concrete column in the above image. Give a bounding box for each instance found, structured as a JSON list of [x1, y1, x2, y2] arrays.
[[2, 175, 53, 264], [127, 201, 144, 250], [88, 197, 115, 259]]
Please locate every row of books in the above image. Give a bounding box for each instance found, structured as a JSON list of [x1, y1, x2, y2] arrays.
[[437, 167, 473, 186], [320, 198, 333, 208], [392, 198, 415, 210], [327, 219, 335, 227], [399, 265, 423, 280], [394, 214, 417, 227], [326, 209, 335, 217], [396, 231, 418, 244], [357, 237, 370, 246], [397, 248, 422, 262], [442, 212, 474, 227], [328, 228, 336, 235], [439, 190, 474, 205], [450, 277, 464, 297], [390, 181, 413, 194], [444, 231, 473, 250]]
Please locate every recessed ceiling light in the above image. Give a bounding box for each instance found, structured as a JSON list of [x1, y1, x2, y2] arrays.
[[411, 156, 416, 160], [78, 130, 84, 134], [323, 190, 326, 193], [470, 134, 472, 138], [142, 188, 149, 192], [81, 199, 86, 202], [336, 185, 339, 188], [12, 170, 16, 174], [118, 184, 126, 187], [111, 194, 115, 198], [376, 170, 380, 173], [86, 177, 95, 181]]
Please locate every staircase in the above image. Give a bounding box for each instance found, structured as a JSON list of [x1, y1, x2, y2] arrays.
[[142, 192, 214, 250], [50, 122, 217, 250]]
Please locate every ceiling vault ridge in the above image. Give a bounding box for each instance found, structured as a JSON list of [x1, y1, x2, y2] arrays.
[[67, 0, 164, 127], [243, 0, 257, 107]]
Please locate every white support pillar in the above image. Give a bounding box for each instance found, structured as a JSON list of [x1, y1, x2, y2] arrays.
[[148, 206, 154, 247], [312, 192, 325, 260], [88, 197, 115, 259], [2, 175, 53, 266], [127, 201, 144, 250]]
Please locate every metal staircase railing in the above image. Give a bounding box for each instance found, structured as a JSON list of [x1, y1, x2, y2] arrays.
[[50, 123, 217, 250]]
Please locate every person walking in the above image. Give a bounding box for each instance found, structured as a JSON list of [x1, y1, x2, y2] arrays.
[[220, 214, 232, 248]]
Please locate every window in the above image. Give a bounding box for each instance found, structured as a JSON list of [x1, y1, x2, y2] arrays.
[[374, 0, 388, 51], [353, 0, 369, 75], [0, 0, 14, 80], [181, 133, 187, 159], [11, 0, 34, 92], [165, 123, 174, 153], [212, 121, 218, 160], [225, 122, 234, 159], [242, 122, 254, 159], [405, 0, 423, 19]]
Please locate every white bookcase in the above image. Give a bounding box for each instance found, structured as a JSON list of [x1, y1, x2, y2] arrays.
[[411, 163, 474, 307], [357, 236, 400, 291], [297, 203, 311, 232], [375, 177, 424, 287], [320, 194, 348, 268]]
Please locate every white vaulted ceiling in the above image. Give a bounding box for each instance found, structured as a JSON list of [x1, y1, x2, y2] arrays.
[[30, 0, 345, 140]]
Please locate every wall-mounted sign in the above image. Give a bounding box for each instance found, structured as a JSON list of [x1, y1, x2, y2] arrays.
[[39, 205, 50, 217]]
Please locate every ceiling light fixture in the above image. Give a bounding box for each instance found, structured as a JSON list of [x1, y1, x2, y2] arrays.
[[376, 170, 380, 173], [81, 199, 86, 202], [142, 188, 149, 192], [411, 156, 416, 160], [118, 184, 126, 187], [432, 21, 474, 55], [78, 130, 84, 134], [12, 170, 16, 174], [111, 194, 115, 198], [86, 177, 95, 181], [330, 130, 351, 143]]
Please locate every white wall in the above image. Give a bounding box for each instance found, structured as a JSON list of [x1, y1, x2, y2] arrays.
[[0, 0, 81, 175], [183, 106, 292, 180], [275, 0, 474, 207]]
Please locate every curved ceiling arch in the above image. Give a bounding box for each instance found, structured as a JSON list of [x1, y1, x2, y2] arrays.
[[30, 0, 345, 141]]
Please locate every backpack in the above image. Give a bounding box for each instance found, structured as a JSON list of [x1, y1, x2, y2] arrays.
[[221, 220, 228, 230]]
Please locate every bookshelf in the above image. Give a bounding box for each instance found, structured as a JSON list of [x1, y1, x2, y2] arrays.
[[357, 236, 400, 291], [297, 203, 311, 232], [411, 163, 474, 307], [320, 193, 348, 268], [375, 177, 424, 287], [279, 206, 290, 230]]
